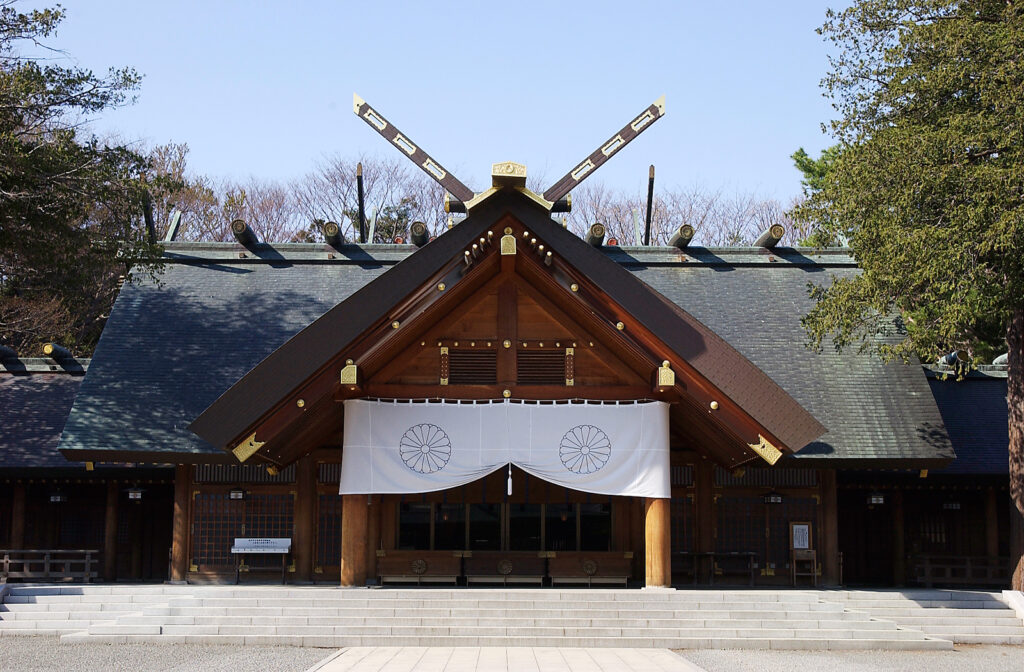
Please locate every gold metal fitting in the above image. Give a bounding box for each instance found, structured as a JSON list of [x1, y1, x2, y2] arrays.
[[503, 226, 513, 235], [391, 320, 400, 329], [502, 389, 511, 398], [710, 401, 719, 410], [503, 340, 511, 348], [296, 399, 305, 408], [615, 322, 625, 331], [570, 283, 579, 292], [437, 282, 446, 291]]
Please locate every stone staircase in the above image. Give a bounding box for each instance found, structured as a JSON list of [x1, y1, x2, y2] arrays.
[[820, 589, 1024, 645], [0, 585, 964, 650]]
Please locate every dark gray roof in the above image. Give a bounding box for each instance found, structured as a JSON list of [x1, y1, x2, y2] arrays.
[[57, 240, 954, 467], [1, 359, 88, 468], [926, 366, 1008, 475], [609, 246, 955, 466]]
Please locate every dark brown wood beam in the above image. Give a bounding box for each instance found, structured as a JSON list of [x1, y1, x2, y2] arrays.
[[170, 464, 191, 583]]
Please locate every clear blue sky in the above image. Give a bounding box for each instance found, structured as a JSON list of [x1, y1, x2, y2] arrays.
[[40, 0, 836, 201]]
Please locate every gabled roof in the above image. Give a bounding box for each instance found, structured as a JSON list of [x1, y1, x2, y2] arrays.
[[56, 207, 954, 468], [189, 190, 826, 465], [927, 366, 1007, 475], [1, 358, 88, 469]]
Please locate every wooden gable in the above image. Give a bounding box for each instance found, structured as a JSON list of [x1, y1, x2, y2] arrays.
[[191, 190, 825, 472]]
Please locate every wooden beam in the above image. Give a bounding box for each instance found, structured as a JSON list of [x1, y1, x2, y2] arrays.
[[695, 459, 714, 553], [293, 455, 316, 582], [820, 469, 840, 585], [170, 464, 191, 582], [104, 480, 119, 582], [644, 498, 671, 587], [892, 488, 906, 586], [340, 494, 368, 586], [497, 282, 517, 386], [10, 482, 25, 549]]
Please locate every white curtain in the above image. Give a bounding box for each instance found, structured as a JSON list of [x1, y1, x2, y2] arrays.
[[339, 399, 670, 498]]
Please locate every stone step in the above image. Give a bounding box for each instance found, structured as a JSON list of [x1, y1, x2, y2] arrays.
[[922, 632, 1024, 645], [115, 623, 918, 639], [0, 610, 125, 621], [113, 614, 897, 630], [156, 607, 844, 621], [913, 624, 1024, 635], [0, 619, 104, 632], [884, 615, 1024, 626], [1, 594, 171, 605], [829, 599, 1008, 609], [57, 632, 955, 650]]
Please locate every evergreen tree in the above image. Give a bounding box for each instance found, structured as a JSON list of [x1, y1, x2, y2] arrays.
[[802, 0, 1024, 588], [0, 3, 158, 355]]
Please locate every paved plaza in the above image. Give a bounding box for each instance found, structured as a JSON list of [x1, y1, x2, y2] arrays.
[[2, 638, 1024, 672]]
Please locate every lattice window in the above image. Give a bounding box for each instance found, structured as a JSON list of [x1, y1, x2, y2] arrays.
[[671, 465, 694, 487], [918, 514, 948, 550], [243, 494, 295, 569], [191, 493, 244, 568], [671, 496, 695, 553], [449, 350, 497, 385], [56, 487, 104, 550], [317, 494, 343, 569], [715, 467, 818, 488], [716, 496, 763, 556], [195, 464, 295, 484], [517, 349, 566, 385]]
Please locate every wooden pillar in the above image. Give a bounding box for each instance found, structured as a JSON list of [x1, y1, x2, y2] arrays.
[[695, 459, 714, 553], [170, 464, 191, 583], [644, 498, 671, 587], [820, 469, 840, 585], [892, 489, 906, 586], [366, 495, 380, 580], [986, 486, 1000, 558], [10, 482, 25, 549], [340, 494, 368, 586], [103, 480, 119, 582], [293, 456, 316, 583]]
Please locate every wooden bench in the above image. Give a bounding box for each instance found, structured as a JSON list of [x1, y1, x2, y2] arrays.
[[0, 549, 98, 583], [230, 537, 291, 585], [913, 555, 1009, 588], [548, 552, 632, 587], [464, 551, 546, 585], [377, 550, 461, 585]]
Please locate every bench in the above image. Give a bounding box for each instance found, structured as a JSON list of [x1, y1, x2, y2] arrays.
[[464, 551, 546, 585], [0, 549, 99, 583], [913, 555, 1009, 588], [548, 552, 632, 587], [230, 538, 291, 585], [377, 550, 460, 585]]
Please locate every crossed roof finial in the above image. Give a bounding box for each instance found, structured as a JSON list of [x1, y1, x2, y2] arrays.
[[352, 93, 665, 214]]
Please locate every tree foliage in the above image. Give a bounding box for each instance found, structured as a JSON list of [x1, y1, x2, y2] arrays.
[[802, 0, 1022, 364], [0, 2, 159, 355], [802, 0, 1024, 588]]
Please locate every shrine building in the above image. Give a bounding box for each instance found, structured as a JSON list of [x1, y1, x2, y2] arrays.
[[0, 96, 1013, 588]]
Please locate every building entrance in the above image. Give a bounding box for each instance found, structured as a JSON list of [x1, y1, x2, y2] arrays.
[[395, 501, 613, 553]]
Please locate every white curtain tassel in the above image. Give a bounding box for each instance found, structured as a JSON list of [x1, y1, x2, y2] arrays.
[[507, 463, 513, 496]]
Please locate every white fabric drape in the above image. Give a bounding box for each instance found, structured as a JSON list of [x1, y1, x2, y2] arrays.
[[339, 399, 669, 498]]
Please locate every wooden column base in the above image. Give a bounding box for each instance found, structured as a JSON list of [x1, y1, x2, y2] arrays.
[[170, 464, 191, 582], [644, 497, 671, 587], [341, 494, 368, 587]]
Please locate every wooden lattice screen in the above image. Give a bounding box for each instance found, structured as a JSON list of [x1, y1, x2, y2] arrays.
[[670, 495, 695, 553], [191, 493, 244, 568], [317, 494, 343, 571], [715, 496, 764, 556]]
